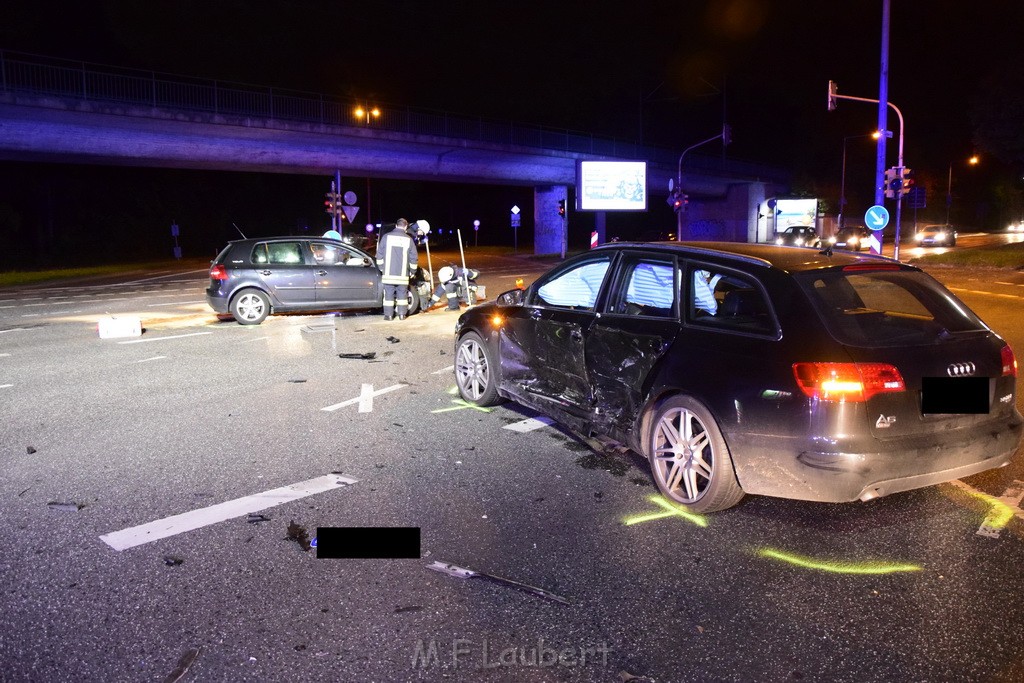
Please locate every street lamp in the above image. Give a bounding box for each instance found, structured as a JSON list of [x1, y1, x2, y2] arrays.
[[353, 105, 380, 125], [946, 155, 979, 226], [840, 131, 881, 228]]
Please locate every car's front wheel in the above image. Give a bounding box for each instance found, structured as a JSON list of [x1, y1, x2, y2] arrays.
[[455, 331, 502, 406], [230, 289, 271, 325], [645, 395, 743, 512]]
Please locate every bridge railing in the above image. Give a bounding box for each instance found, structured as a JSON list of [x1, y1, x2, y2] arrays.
[[0, 49, 786, 181]]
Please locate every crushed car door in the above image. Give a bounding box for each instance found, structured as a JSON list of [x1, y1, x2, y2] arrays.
[[501, 256, 612, 420], [585, 254, 680, 433]]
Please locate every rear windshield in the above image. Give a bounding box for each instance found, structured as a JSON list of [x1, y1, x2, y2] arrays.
[[796, 268, 988, 347]]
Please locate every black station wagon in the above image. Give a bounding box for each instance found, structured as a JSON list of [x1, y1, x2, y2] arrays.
[[206, 236, 421, 324], [453, 241, 1022, 512]]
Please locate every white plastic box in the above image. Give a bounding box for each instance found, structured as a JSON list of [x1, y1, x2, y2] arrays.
[[97, 316, 142, 339]]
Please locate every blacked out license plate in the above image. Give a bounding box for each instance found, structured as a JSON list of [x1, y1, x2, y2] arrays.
[[921, 376, 989, 415]]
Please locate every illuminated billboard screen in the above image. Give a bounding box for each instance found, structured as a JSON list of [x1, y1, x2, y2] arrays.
[[576, 161, 647, 211], [774, 198, 818, 230]]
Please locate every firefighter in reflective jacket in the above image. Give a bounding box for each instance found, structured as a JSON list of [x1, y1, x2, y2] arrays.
[[425, 265, 479, 311], [377, 218, 419, 320]]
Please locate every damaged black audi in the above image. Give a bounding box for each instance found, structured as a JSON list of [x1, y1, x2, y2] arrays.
[[453, 241, 1023, 513]]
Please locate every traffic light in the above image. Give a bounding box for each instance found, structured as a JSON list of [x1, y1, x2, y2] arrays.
[[884, 168, 901, 199], [667, 190, 688, 213], [557, 199, 566, 217], [900, 168, 914, 195], [324, 192, 341, 216]]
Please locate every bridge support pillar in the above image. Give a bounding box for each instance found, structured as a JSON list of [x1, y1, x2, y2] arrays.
[[534, 185, 568, 256]]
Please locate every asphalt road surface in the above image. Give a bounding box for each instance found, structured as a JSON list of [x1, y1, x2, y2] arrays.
[[1, 247, 1023, 682]]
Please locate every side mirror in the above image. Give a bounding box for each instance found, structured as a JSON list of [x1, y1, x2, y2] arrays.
[[497, 288, 525, 306]]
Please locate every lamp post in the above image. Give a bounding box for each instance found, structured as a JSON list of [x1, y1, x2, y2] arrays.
[[353, 105, 380, 125], [840, 131, 881, 228], [946, 155, 979, 226]]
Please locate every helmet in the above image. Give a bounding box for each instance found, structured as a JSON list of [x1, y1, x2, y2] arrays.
[[438, 266, 454, 282]]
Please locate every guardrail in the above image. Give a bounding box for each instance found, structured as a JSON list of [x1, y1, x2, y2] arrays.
[[0, 49, 786, 181]]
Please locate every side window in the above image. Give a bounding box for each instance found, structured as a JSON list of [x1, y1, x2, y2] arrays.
[[266, 242, 304, 265], [310, 242, 358, 266], [609, 257, 676, 317], [686, 265, 774, 335], [534, 258, 611, 310], [251, 243, 269, 264]]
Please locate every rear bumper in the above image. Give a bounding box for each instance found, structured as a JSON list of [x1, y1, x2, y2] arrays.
[[738, 413, 1023, 503], [205, 287, 230, 314]]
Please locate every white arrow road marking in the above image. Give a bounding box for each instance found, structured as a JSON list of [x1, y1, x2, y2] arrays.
[[99, 473, 358, 551], [321, 383, 407, 413], [504, 416, 555, 432]]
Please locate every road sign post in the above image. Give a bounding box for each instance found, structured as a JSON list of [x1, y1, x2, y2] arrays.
[[864, 205, 890, 255]]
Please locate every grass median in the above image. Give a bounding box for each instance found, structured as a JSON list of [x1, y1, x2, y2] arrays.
[[907, 242, 1024, 269]]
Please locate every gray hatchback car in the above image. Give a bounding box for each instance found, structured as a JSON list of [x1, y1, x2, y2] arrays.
[[206, 236, 419, 324]]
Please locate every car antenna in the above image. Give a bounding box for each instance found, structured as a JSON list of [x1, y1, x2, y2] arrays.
[[232, 223, 247, 239]]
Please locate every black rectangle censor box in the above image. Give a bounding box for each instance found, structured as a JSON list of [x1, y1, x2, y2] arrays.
[[315, 527, 421, 559], [921, 377, 989, 415]]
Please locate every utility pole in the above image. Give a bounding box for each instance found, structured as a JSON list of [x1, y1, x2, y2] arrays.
[[874, 0, 891, 254]]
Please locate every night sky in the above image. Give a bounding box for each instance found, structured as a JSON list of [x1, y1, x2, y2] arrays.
[[1, 1, 1022, 266]]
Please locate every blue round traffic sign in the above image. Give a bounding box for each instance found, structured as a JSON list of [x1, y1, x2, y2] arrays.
[[864, 205, 890, 230]]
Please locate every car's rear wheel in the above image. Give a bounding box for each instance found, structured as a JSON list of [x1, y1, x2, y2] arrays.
[[230, 289, 270, 325], [645, 395, 743, 512], [455, 331, 502, 406]]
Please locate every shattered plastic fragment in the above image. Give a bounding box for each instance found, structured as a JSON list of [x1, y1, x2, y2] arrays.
[[47, 502, 84, 512], [426, 560, 570, 605], [338, 352, 377, 360], [247, 513, 271, 524], [162, 556, 184, 566], [385, 336, 400, 344], [26, 446, 37, 454], [165, 646, 201, 683], [287, 520, 312, 551]]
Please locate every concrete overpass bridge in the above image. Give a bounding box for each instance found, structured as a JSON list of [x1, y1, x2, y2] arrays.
[[0, 50, 789, 252]]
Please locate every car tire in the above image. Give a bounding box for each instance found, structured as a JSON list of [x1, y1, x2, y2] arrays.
[[230, 288, 271, 325], [406, 288, 420, 315], [645, 395, 744, 513], [455, 331, 502, 406]]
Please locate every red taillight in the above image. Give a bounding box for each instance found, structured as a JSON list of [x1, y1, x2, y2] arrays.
[[792, 362, 906, 402], [210, 264, 228, 281], [1002, 345, 1018, 378]]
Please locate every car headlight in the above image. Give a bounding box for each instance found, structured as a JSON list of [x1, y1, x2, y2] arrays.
[[935, 232, 946, 241], [828, 236, 837, 244], [775, 238, 783, 245], [915, 233, 924, 241], [795, 239, 804, 246]]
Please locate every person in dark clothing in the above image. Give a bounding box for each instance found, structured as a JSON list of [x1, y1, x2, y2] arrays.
[[376, 218, 418, 320]]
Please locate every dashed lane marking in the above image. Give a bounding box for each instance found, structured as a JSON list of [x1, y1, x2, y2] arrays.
[[431, 365, 454, 375], [99, 473, 358, 551], [504, 416, 555, 432], [116, 331, 213, 344], [135, 356, 167, 363]]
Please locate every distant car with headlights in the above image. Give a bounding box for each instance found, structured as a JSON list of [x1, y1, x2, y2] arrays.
[[205, 236, 421, 324], [774, 225, 822, 248], [915, 224, 957, 247], [829, 226, 870, 251], [453, 241, 1022, 513], [1008, 221, 1024, 233]]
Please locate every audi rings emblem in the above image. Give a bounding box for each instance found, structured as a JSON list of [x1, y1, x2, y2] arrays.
[[947, 362, 977, 377]]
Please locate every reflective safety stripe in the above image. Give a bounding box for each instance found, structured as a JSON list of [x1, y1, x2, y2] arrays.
[[383, 298, 395, 306]]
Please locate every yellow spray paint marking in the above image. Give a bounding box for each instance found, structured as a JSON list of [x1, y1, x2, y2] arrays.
[[757, 548, 921, 574], [623, 495, 708, 528], [431, 399, 492, 414], [946, 479, 1024, 539]]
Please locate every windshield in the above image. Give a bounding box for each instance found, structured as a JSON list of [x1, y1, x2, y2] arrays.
[[796, 268, 988, 347]]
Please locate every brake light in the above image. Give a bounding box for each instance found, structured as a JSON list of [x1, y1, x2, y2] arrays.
[[210, 264, 229, 281], [1002, 345, 1018, 378], [792, 362, 905, 402]]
